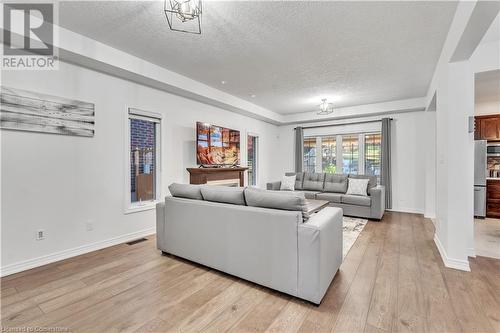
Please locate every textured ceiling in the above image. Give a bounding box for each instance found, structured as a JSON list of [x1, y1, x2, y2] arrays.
[[59, 1, 457, 114]]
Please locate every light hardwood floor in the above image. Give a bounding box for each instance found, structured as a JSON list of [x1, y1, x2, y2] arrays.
[[1, 212, 500, 332]]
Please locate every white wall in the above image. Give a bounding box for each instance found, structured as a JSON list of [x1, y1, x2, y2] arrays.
[[1, 61, 279, 274], [275, 111, 429, 214], [475, 101, 500, 116]]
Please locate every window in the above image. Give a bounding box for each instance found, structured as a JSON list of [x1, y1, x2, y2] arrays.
[[321, 136, 336, 173], [303, 137, 317, 173], [303, 132, 381, 177], [365, 133, 381, 177], [342, 134, 359, 174], [247, 134, 258, 186], [127, 109, 161, 211]]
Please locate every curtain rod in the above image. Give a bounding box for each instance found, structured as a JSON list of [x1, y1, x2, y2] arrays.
[[293, 118, 393, 130]]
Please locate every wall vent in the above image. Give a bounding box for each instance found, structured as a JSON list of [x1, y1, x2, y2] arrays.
[[126, 238, 148, 245]]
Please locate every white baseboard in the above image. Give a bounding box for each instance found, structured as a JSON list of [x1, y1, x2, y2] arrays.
[[433, 234, 470, 271], [0, 227, 156, 277], [387, 207, 424, 215], [467, 247, 476, 258]]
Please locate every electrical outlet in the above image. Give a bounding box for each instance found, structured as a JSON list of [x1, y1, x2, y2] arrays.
[[86, 222, 93, 231], [36, 230, 45, 240]]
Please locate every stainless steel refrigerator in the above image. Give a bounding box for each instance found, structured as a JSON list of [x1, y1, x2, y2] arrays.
[[474, 140, 487, 218]]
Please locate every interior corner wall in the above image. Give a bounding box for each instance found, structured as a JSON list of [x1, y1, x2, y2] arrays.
[[0, 61, 280, 274], [434, 60, 474, 270], [275, 111, 429, 214], [424, 111, 437, 219]]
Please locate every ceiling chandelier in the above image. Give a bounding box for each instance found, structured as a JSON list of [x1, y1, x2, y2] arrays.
[[317, 99, 334, 115], [164, 0, 202, 34]]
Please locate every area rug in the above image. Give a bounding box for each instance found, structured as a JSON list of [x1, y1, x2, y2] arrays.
[[343, 217, 368, 258]]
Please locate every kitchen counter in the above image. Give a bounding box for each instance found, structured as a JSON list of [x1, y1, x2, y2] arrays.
[[487, 177, 500, 181]]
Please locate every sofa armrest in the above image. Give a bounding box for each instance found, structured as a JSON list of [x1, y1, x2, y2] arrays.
[[266, 181, 281, 190], [156, 201, 166, 250], [297, 207, 343, 304], [369, 185, 385, 219]]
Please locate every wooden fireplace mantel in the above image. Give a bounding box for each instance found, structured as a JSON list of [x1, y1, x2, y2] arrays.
[[187, 167, 248, 187]]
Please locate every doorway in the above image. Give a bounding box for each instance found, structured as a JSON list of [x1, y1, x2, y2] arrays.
[[473, 69, 500, 259]]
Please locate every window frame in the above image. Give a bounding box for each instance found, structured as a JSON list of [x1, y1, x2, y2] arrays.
[[304, 131, 381, 181], [303, 137, 318, 173], [124, 108, 162, 214], [247, 132, 259, 187], [364, 132, 382, 178]]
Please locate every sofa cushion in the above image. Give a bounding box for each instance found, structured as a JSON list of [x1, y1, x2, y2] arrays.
[[280, 175, 296, 191], [201, 186, 246, 205], [316, 192, 342, 203], [349, 174, 377, 191], [324, 174, 348, 193], [168, 183, 203, 200], [300, 190, 321, 200], [302, 173, 325, 191], [341, 194, 371, 207], [286, 172, 304, 190], [244, 188, 305, 212]]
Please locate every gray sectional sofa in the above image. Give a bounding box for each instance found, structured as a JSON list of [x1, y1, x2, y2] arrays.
[[157, 183, 343, 304], [267, 172, 385, 220]]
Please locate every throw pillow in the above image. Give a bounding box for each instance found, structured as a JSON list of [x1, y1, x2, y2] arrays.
[[280, 175, 296, 191], [346, 178, 370, 196]]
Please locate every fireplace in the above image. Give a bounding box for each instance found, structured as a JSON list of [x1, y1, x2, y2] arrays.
[[186, 167, 248, 187]]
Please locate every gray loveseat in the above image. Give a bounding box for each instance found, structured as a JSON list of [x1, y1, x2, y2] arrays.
[[267, 172, 385, 220]]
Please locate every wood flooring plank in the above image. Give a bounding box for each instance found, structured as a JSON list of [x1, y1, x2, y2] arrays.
[[94, 271, 229, 333], [365, 213, 400, 332], [132, 274, 235, 332], [202, 285, 269, 332], [332, 220, 387, 333], [467, 258, 500, 331], [442, 268, 495, 332], [0, 287, 18, 297], [229, 291, 291, 333], [297, 221, 377, 333], [53, 266, 212, 333], [265, 299, 312, 333], [411, 214, 462, 333], [393, 214, 426, 333], [175, 279, 252, 332]]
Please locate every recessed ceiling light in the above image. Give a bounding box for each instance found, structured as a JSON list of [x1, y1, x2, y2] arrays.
[[250, 94, 256, 98], [221, 80, 227, 85]]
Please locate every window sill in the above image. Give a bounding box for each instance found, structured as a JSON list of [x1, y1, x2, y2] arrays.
[[124, 201, 160, 215]]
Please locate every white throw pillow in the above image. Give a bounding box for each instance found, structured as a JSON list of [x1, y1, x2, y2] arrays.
[[346, 178, 370, 196], [280, 175, 296, 191]]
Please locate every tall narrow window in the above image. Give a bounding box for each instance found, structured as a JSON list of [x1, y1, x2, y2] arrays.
[[365, 133, 381, 178], [322, 136, 337, 173], [303, 137, 316, 173], [342, 134, 359, 174], [129, 109, 161, 206], [247, 135, 258, 186]]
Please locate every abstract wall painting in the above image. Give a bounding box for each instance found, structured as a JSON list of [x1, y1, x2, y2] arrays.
[[0, 86, 95, 137]]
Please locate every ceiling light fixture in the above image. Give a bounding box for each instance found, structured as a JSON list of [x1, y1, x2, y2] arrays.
[[164, 0, 202, 34], [317, 98, 334, 115]]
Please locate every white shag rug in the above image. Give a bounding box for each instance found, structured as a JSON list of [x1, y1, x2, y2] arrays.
[[343, 217, 368, 258]]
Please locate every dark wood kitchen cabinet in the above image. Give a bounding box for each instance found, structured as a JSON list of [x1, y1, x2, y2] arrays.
[[487, 179, 500, 218], [475, 115, 500, 141]]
